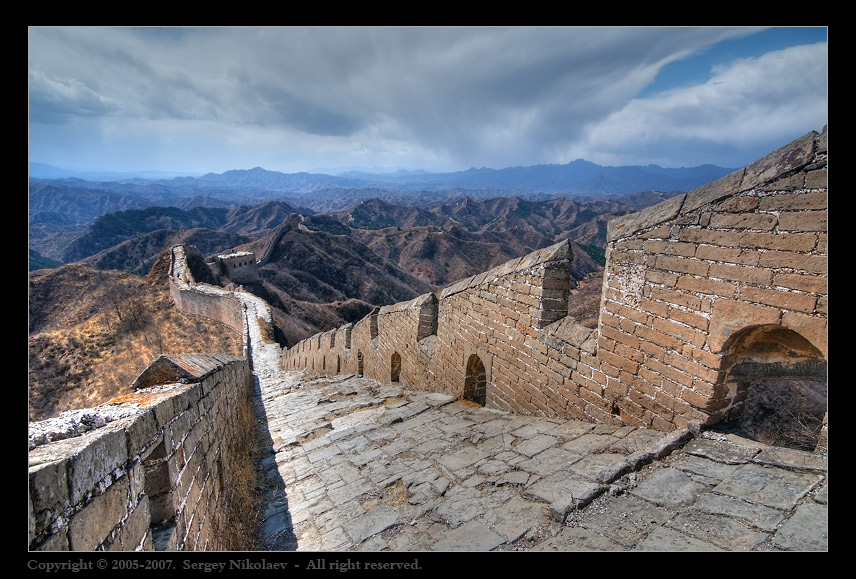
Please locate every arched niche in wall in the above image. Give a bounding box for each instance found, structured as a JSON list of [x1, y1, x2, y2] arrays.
[[464, 354, 487, 406], [718, 324, 827, 451]]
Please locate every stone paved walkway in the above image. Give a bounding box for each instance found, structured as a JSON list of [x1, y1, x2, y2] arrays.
[[237, 292, 827, 553], [250, 372, 827, 552]]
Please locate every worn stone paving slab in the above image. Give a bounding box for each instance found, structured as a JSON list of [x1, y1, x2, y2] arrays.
[[684, 438, 761, 464], [629, 467, 712, 508], [691, 493, 787, 532], [514, 434, 559, 457], [567, 452, 632, 484], [562, 433, 622, 454], [771, 502, 828, 551], [530, 526, 627, 552], [342, 504, 401, 544], [632, 526, 726, 552], [524, 472, 605, 521], [664, 511, 768, 551], [712, 463, 823, 511], [431, 521, 506, 551], [518, 446, 582, 476], [578, 495, 674, 548]]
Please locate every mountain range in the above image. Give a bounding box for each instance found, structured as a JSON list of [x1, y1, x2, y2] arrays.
[[29, 158, 733, 213], [29, 158, 712, 416], [29, 157, 731, 344]]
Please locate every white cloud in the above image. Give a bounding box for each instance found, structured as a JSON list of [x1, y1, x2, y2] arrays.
[[563, 42, 828, 167]]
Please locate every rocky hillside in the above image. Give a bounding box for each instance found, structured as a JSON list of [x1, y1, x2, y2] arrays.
[[28, 257, 243, 422]]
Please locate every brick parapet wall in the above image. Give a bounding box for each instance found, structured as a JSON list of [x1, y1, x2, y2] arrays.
[[281, 128, 827, 434], [28, 357, 256, 551]]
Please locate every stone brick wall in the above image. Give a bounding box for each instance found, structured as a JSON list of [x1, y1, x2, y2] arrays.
[[28, 356, 256, 551], [169, 245, 248, 354], [282, 127, 827, 435]]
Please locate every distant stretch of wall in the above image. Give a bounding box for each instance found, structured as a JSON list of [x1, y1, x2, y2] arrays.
[[169, 245, 247, 345], [283, 127, 828, 435]]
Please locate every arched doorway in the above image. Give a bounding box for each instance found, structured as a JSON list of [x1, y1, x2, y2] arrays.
[[464, 354, 487, 406], [390, 352, 401, 383], [719, 325, 827, 451]]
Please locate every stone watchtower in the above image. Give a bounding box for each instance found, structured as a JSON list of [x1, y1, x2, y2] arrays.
[[209, 251, 260, 285]]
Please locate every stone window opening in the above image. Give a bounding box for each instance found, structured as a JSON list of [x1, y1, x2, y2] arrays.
[[718, 325, 827, 452], [370, 312, 379, 340], [464, 354, 487, 406], [357, 351, 364, 376], [390, 352, 401, 383]]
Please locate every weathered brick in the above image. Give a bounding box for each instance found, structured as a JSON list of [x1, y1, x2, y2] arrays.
[[741, 286, 817, 313], [676, 276, 736, 299], [678, 227, 735, 247], [635, 324, 682, 352], [709, 263, 772, 286], [645, 269, 679, 287], [738, 232, 818, 252], [804, 168, 828, 190], [757, 173, 805, 192], [654, 255, 710, 276], [68, 478, 130, 551], [778, 211, 827, 232], [715, 195, 759, 212], [709, 212, 777, 231], [666, 307, 709, 332], [759, 251, 827, 274], [782, 312, 827, 358], [773, 272, 828, 294], [707, 299, 781, 352], [598, 349, 639, 375], [649, 286, 703, 311]]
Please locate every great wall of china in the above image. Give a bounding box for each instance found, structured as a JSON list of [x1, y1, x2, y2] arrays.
[[283, 128, 828, 436], [27, 127, 827, 552]]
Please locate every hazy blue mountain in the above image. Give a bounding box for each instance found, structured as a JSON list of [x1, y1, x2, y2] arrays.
[[31, 159, 735, 200]]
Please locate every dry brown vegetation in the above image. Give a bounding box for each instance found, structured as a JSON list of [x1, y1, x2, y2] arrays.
[[28, 256, 243, 422]]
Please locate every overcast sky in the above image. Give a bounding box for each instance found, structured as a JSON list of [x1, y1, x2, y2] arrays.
[[28, 26, 828, 176]]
